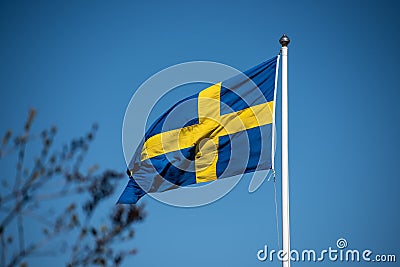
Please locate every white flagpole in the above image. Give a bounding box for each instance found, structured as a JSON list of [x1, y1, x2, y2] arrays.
[[279, 34, 291, 267]]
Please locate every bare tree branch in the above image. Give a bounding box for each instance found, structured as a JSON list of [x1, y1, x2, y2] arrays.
[[0, 110, 144, 267]]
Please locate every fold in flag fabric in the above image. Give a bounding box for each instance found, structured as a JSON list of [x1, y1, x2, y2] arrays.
[[118, 56, 279, 204]]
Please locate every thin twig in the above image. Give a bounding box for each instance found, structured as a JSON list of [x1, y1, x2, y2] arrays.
[[1, 232, 6, 267], [33, 187, 84, 201], [22, 210, 53, 228], [14, 141, 26, 191], [17, 213, 25, 254]]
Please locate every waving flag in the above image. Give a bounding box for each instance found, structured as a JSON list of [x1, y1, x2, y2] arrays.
[[118, 56, 280, 204]]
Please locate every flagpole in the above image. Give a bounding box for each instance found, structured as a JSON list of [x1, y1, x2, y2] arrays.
[[279, 34, 291, 267]]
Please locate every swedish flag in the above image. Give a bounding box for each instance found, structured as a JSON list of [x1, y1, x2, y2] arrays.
[[118, 56, 279, 204]]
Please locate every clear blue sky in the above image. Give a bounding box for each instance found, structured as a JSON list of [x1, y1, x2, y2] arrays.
[[1, 0, 399, 266]]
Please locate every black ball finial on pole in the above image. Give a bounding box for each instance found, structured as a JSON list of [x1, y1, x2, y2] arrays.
[[279, 34, 290, 47]]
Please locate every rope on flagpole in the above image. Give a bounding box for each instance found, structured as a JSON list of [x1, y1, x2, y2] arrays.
[[267, 169, 280, 249]]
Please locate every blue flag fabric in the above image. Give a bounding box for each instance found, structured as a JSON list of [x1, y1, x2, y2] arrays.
[[118, 56, 279, 204]]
